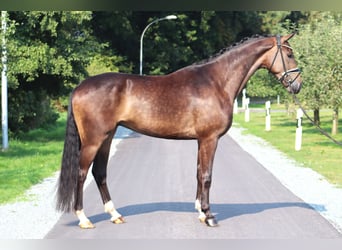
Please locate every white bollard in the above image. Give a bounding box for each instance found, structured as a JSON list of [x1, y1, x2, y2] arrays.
[[265, 101, 271, 131], [233, 99, 238, 114], [295, 108, 304, 151], [242, 89, 246, 109], [244, 97, 250, 122]]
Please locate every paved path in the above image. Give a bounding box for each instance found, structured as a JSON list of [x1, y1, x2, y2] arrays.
[[45, 132, 341, 239]]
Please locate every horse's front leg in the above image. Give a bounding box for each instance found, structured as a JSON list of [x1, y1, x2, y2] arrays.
[[195, 154, 206, 223], [196, 137, 219, 227]]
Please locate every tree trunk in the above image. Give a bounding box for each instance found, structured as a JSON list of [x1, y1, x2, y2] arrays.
[[332, 108, 339, 135], [314, 108, 320, 126]]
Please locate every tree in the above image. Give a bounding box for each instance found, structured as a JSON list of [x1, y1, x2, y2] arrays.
[[2, 11, 104, 133], [245, 69, 288, 99], [292, 12, 342, 133], [91, 11, 263, 75], [6, 11, 332, 134]]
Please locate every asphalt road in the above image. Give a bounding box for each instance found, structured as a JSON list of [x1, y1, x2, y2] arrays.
[[45, 130, 341, 239]]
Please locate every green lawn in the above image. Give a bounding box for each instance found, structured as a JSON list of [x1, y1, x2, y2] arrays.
[[232, 105, 342, 187], [0, 113, 66, 204]]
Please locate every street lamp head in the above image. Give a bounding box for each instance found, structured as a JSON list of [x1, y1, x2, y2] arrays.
[[165, 15, 177, 20], [139, 14, 177, 75]]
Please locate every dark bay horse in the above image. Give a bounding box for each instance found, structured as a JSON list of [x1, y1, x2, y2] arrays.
[[56, 34, 302, 228]]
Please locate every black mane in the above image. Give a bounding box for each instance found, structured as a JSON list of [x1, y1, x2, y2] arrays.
[[193, 34, 273, 65]]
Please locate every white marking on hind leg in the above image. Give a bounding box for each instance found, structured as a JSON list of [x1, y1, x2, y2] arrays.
[[195, 199, 206, 222], [195, 199, 201, 211], [76, 209, 95, 229], [104, 200, 123, 223]]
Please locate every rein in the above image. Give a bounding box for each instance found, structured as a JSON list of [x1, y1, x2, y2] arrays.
[[292, 94, 342, 147]]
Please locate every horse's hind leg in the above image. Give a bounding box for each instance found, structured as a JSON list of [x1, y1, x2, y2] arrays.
[[92, 130, 125, 224], [75, 144, 101, 229]]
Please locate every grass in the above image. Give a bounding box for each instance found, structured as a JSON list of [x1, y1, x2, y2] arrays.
[[233, 104, 342, 187], [0, 113, 66, 204]]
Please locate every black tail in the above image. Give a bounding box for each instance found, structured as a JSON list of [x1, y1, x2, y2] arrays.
[[56, 97, 80, 213]]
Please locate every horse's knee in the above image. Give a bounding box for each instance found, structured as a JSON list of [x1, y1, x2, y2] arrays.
[[204, 179, 211, 188], [78, 169, 88, 183], [202, 173, 212, 189]]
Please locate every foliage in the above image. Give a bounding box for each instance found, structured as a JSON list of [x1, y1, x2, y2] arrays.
[[291, 12, 342, 128], [1, 11, 341, 135], [6, 11, 99, 90], [8, 90, 59, 133], [293, 12, 342, 110], [258, 11, 292, 34], [91, 11, 263, 75], [86, 53, 132, 76], [2, 11, 105, 133], [246, 69, 288, 99], [143, 11, 263, 75]]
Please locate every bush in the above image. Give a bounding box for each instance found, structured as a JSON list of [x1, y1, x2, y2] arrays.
[[8, 89, 59, 134]]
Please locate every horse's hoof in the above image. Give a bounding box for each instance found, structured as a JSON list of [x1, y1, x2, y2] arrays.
[[199, 217, 206, 223], [79, 220, 95, 229], [112, 216, 125, 224], [198, 214, 206, 223], [205, 217, 219, 227]]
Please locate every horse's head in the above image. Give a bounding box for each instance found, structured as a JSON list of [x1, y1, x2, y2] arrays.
[[264, 33, 303, 94]]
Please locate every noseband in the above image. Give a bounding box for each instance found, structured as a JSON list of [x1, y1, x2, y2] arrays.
[[269, 35, 301, 88]]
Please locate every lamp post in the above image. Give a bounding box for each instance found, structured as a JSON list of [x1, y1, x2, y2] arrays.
[[1, 11, 8, 150], [139, 15, 177, 75]]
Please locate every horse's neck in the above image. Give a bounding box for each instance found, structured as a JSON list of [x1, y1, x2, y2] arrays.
[[217, 40, 272, 103]]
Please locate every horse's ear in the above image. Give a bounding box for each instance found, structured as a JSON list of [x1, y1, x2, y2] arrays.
[[282, 33, 296, 42]]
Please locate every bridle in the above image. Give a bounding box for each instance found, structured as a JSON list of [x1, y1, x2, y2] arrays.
[[269, 35, 301, 90]]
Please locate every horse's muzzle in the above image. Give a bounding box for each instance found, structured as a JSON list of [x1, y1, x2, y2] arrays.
[[287, 80, 302, 94]]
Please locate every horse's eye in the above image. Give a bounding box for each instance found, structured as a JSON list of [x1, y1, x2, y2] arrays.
[[287, 53, 294, 58]]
